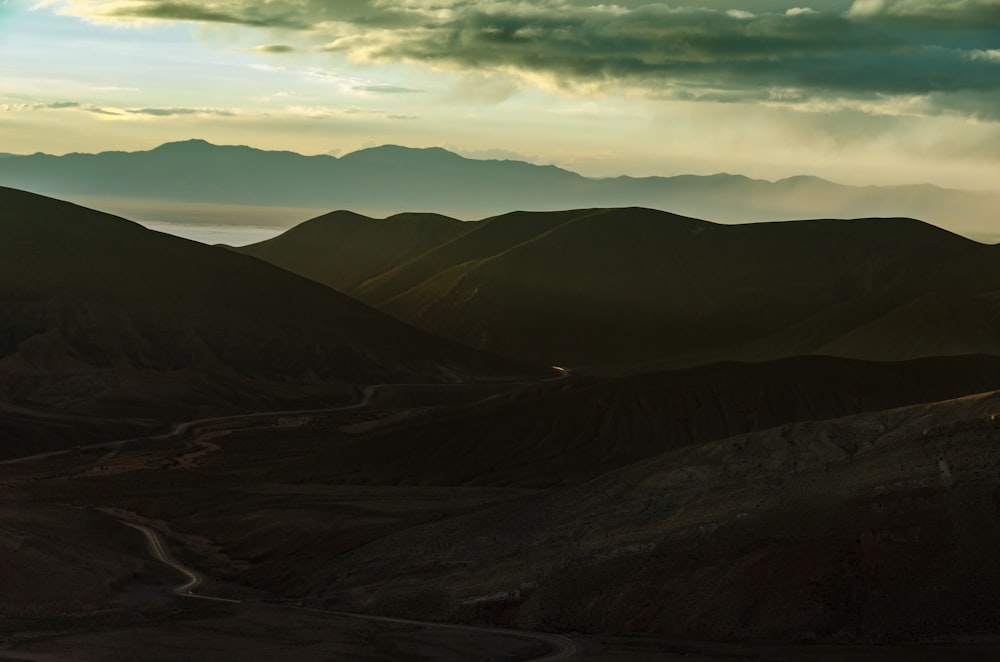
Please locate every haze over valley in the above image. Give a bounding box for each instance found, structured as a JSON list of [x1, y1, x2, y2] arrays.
[[3, 0, 1000, 660], [2, 140, 998, 244]]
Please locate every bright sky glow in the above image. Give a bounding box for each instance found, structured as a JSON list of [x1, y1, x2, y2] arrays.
[[2, 0, 999, 189]]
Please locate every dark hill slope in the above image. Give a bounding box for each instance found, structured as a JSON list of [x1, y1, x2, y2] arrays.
[[298, 208, 989, 372], [320, 388, 1000, 642], [0, 401, 161, 459], [0, 188, 539, 433], [236, 210, 471, 293], [272, 354, 1000, 488], [809, 242, 1000, 360], [183, 355, 1000, 641]]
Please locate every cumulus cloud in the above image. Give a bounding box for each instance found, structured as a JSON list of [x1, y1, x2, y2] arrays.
[[39, 0, 1000, 118], [847, 0, 886, 17]]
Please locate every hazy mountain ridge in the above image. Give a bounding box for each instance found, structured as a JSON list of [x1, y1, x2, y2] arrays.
[[1, 139, 996, 233], [241, 207, 1000, 373]]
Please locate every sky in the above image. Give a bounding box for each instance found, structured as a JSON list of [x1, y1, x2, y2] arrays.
[[1, 0, 999, 189]]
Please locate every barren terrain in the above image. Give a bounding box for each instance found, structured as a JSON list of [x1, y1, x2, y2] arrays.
[[5, 370, 1000, 659], [5, 193, 1000, 659]]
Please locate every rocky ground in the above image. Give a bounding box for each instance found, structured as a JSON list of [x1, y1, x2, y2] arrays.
[[5, 379, 1000, 659]]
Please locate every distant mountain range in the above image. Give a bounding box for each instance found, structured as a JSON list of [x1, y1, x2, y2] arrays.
[[239, 207, 1000, 374], [1, 139, 996, 236]]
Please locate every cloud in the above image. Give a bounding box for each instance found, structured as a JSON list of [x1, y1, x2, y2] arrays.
[[126, 107, 235, 116], [42, 1, 1000, 118], [352, 84, 422, 94], [848, 0, 1000, 28], [340, 106, 418, 120], [1, 100, 88, 112], [0, 100, 238, 118], [95, 1, 309, 28], [254, 44, 295, 54], [847, 0, 886, 17]]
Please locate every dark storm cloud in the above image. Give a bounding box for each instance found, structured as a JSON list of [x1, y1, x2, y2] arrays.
[[64, 1, 1000, 116], [850, 0, 1000, 30], [107, 1, 311, 28]]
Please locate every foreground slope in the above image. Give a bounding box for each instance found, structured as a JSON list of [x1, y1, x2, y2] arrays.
[[0, 350, 1000, 659], [0, 187, 538, 451], [280, 354, 1000, 488], [251, 207, 1000, 373], [320, 388, 1000, 642], [14, 353, 1000, 648]]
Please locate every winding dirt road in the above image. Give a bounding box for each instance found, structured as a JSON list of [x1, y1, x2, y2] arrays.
[[119, 521, 240, 603], [1, 367, 571, 467], [121, 519, 576, 660]]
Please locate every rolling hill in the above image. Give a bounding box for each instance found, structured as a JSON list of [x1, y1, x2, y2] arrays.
[[240, 207, 1000, 373], [237, 210, 472, 293], [0, 187, 540, 454]]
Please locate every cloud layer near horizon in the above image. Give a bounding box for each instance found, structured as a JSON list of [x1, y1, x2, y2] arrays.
[[40, 0, 1000, 118]]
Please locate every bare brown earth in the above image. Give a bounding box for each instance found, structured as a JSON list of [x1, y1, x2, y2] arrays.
[[289, 355, 1000, 487], [0, 400, 161, 459], [1, 602, 548, 662], [5, 358, 1000, 659], [317, 390, 1000, 642]]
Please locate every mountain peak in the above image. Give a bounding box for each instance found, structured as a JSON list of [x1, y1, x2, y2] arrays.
[[775, 174, 834, 186], [151, 138, 218, 151], [340, 144, 464, 163]]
